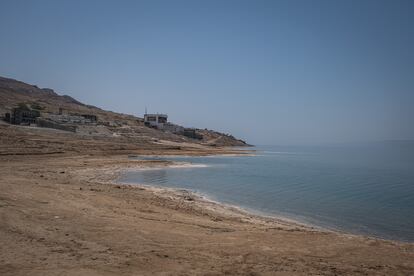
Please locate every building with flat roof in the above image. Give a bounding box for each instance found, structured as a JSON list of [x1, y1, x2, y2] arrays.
[[144, 113, 168, 129], [6, 107, 40, 125]]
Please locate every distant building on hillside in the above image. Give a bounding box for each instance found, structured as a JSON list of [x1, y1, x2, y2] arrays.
[[142, 112, 203, 140], [43, 113, 97, 124], [183, 128, 203, 140], [81, 114, 98, 123], [5, 107, 40, 125], [163, 122, 184, 134], [144, 113, 168, 129]]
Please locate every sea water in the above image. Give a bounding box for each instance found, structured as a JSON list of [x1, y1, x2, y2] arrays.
[[119, 142, 414, 242]]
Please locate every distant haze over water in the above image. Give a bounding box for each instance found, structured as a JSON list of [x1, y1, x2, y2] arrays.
[[121, 141, 414, 242]]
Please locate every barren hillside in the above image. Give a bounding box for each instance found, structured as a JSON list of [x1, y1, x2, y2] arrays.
[[0, 76, 249, 147]]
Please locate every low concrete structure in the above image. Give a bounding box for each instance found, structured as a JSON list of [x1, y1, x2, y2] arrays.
[[36, 118, 77, 132], [163, 123, 184, 134], [81, 114, 97, 123], [183, 128, 203, 140], [44, 113, 97, 124]]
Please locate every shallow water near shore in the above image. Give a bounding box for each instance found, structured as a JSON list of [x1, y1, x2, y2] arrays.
[[120, 142, 414, 242]]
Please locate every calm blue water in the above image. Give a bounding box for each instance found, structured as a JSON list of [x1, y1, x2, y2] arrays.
[[120, 142, 414, 242]]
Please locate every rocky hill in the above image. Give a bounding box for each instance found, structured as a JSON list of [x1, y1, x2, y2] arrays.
[[0, 76, 249, 147]]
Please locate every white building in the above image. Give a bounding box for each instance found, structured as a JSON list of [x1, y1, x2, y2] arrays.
[[144, 113, 168, 129]]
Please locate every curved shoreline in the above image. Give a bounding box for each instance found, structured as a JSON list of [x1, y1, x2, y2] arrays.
[[113, 160, 414, 244], [1, 153, 414, 275], [113, 160, 406, 244], [75, 158, 324, 235], [103, 163, 319, 233]]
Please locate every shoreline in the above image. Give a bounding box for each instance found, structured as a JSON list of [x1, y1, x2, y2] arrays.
[[1, 153, 414, 275], [86, 160, 312, 231], [113, 160, 409, 244]]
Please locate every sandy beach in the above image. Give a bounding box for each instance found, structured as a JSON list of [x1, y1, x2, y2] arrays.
[[0, 122, 413, 275], [1, 148, 414, 275]]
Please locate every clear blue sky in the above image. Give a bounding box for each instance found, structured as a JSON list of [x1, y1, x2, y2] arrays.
[[1, 0, 413, 145]]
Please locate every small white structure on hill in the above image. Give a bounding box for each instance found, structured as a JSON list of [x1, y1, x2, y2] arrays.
[[144, 113, 168, 129]]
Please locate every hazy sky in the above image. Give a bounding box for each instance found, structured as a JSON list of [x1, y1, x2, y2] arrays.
[[0, 0, 413, 145]]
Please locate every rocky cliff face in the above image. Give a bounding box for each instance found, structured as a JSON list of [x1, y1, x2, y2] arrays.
[[0, 76, 250, 147]]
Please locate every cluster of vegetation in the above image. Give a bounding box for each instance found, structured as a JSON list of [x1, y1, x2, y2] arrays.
[[17, 103, 30, 110], [17, 102, 45, 111], [30, 102, 45, 110]]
